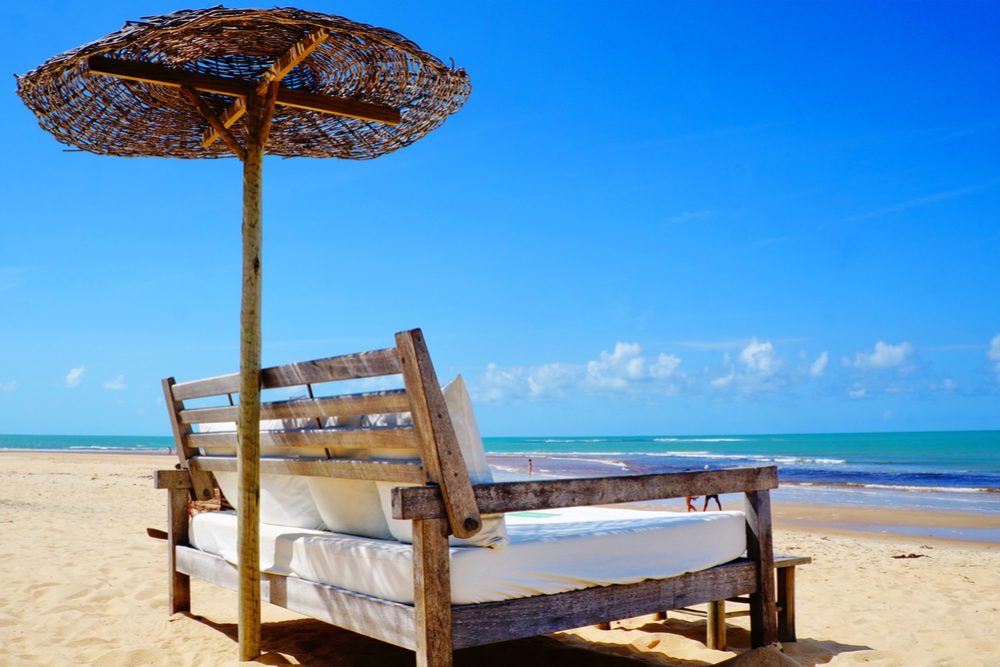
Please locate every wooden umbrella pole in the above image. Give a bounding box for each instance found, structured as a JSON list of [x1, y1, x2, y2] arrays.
[[236, 83, 279, 662]]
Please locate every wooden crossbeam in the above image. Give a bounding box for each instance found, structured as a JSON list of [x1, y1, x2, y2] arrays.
[[205, 98, 246, 149], [87, 56, 401, 126], [202, 29, 329, 148], [179, 85, 247, 160]]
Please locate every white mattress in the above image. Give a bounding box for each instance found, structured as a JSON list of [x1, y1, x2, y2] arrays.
[[189, 506, 746, 605]]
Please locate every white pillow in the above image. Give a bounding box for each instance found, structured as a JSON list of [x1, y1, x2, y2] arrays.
[[376, 375, 508, 548], [307, 472, 393, 539], [198, 420, 325, 530]]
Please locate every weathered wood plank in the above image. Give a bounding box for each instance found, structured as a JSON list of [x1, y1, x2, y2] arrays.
[[396, 329, 481, 539], [393, 466, 779, 520], [276, 88, 401, 124], [205, 97, 246, 149], [171, 347, 403, 400], [168, 486, 191, 614], [154, 469, 193, 490], [87, 56, 401, 125], [192, 456, 425, 483], [178, 389, 410, 424], [162, 377, 215, 500], [775, 554, 812, 569], [777, 564, 796, 642], [707, 599, 727, 650], [413, 518, 453, 667], [177, 545, 274, 598], [202, 28, 329, 147], [283, 577, 417, 650], [175, 546, 417, 649], [451, 559, 758, 649], [180, 85, 247, 160], [88, 55, 249, 96], [190, 426, 419, 451], [745, 490, 778, 648]]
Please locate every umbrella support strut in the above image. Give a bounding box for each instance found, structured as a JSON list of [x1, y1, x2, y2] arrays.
[[236, 83, 279, 663]]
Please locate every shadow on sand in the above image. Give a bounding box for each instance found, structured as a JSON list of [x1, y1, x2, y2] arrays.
[[628, 618, 873, 665], [184, 613, 872, 666]]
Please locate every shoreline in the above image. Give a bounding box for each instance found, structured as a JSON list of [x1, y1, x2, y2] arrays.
[[4, 450, 998, 545]]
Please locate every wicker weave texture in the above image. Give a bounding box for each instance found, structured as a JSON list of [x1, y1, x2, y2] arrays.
[[16, 6, 471, 160]]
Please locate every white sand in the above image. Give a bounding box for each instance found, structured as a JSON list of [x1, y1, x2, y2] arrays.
[[1, 452, 998, 665]]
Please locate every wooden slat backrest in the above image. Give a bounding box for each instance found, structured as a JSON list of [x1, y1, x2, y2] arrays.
[[162, 328, 482, 537], [171, 347, 402, 400]]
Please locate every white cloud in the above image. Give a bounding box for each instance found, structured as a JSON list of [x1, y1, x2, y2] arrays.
[[704, 339, 787, 394], [929, 378, 958, 393], [989, 334, 1000, 378], [739, 338, 776, 374], [586, 342, 647, 390], [0, 380, 15, 391], [527, 363, 578, 398], [65, 366, 85, 388], [478, 363, 526, 402], [478, 362, 583, 402], [477, 342, 684, 401], [650, 353, 682, 379], [847, 341, 913, 369], [711, 371, 735, 388], [809, 351, 829, 377], [848, 384, 867, 399], [102, 375, 127, 391]]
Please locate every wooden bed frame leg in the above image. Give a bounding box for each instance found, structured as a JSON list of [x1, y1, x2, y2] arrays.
[[745, 490, 778, 647], [777, 564, 796, 642], [167, 486, 191, 614], [413, 518, 453, 667], [706, 600, 727, 650]]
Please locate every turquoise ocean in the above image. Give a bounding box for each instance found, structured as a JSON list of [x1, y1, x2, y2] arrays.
[[3, 430, 999, 518], [483, 431, 1000, 517]]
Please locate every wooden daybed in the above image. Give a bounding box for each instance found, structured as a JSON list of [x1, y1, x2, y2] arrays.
[[155, 328, 779, 666]]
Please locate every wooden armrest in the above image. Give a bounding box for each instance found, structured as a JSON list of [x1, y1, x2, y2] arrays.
[[154, 469, 193, 490], [391, 466, 778, 520]]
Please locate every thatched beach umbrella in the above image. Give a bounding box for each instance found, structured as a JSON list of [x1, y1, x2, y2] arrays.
[[16, 6, 470, 659]]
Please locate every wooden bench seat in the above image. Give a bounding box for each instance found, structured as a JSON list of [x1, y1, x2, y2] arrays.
[[155, 328, 783, 666]]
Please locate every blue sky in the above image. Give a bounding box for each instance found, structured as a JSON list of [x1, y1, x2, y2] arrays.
[[2, 1, 999, 436]]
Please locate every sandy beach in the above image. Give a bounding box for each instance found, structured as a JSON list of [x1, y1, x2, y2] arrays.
[[2, 452, 998, 666]]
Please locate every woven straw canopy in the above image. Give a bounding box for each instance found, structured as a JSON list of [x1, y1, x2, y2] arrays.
[[16, 6, 471, 159]]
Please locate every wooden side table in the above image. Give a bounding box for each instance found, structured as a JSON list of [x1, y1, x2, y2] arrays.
[[705, 554, 812, 649]]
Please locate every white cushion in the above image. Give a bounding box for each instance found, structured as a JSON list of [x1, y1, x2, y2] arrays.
[[376, 375, 508, 548], [189, 506, 747, 604], [198, 420, 324, 530]]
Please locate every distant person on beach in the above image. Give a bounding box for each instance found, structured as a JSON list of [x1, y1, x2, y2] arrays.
[[685, 495, 722, 511], [528, 457, 533, 478]]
